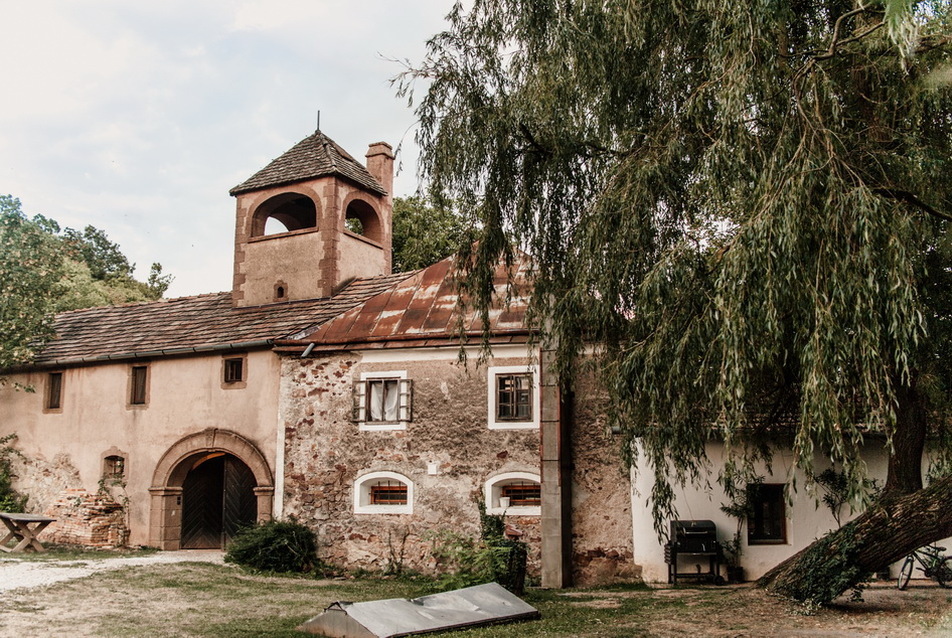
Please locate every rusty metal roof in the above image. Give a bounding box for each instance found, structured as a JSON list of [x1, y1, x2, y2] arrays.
[[276, 256, 532, 353], [30, 273, 413, 368], [229, 131, 387, 196]]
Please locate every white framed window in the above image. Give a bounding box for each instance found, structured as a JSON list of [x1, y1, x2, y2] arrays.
[[485, 472, 542, 516], [353, 371, 412, 431], [354, 471, 414, 514], [487, 365, 540, 430]]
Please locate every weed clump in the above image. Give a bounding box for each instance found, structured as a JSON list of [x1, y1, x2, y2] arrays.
[[224, 519, 318, 573], [0, 433, 27, 512]]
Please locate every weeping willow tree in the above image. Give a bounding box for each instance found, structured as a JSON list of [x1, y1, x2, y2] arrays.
[[401, 0, 952, 602]]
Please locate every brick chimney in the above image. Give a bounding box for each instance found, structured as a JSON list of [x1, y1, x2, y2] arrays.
[[365, 142, 395, 199]]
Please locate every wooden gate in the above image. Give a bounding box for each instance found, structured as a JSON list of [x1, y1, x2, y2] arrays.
[[181, 453, 257, 549]]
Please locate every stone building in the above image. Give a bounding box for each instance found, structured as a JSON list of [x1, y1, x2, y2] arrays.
[[0, 130, 635, 587]]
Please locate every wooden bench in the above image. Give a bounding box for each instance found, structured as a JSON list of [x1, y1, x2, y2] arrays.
[[0, 512, 56, 553]]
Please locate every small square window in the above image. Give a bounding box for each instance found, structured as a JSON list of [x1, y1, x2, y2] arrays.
[[487, 365, 539, 430], [46, 372, 63, 410], [747, 483, 787, 544], [103, 455, 125, 480], [130, 366, 148, 405], [353, 373, 412, 430], [496, 374, 532, 421], [224, 358, 244, 383], [367, 378, 400, 422]]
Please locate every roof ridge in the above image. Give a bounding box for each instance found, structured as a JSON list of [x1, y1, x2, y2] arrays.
[[322, 132, 339, 172], [53, 291, 231, 317]]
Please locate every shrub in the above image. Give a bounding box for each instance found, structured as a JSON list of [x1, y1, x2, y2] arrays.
[[224, 519, 318, 573], [0, 433, 27, 513], [427, 500, 528, 594]]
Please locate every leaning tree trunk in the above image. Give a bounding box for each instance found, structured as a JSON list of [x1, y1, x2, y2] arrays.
[[758, 475, 952, 604], [759, 382, 943, 604]]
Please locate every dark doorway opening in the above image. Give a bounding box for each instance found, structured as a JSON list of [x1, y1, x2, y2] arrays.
[[181, 453, 257, 549]]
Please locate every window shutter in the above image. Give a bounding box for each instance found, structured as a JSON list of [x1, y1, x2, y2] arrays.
[[398, 379, 413, 422], [352, 380, 367, 422]]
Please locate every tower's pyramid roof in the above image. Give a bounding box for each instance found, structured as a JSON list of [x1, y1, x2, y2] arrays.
[[230, 131, 387, 196]]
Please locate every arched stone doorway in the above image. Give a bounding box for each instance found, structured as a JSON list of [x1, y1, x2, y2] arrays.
[[149, 429, 274, 550]]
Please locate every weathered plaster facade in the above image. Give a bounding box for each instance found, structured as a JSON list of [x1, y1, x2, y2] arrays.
[[279, 346, 544, 575], [0, 128, 640, 587], [1, 350, 280, 547], [568, 372, 638, 585], [276, 343, 636, 586]]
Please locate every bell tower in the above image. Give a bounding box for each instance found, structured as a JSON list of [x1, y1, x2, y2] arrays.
[[228, 131, 394, 307]]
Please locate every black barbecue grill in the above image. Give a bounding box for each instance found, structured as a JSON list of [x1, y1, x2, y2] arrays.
[[664, 520, 724, 584]]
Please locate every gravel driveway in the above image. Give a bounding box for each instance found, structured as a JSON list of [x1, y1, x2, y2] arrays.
[[0, 550, 224, 592]]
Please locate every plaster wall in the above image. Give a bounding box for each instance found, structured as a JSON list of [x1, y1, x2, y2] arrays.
[[1, 349, 280, 546], [280, 344, 637, 585], [630, 441, 903, 582], [232, 179, 390, 306], [279, 345, 544, 576], [339, 233, 388, 285], [243, 231, 326, 303]]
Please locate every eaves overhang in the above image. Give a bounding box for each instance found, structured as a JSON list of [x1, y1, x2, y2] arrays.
[[3, 339, 275, 373]]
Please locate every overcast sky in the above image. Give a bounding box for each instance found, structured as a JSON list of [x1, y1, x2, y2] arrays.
[[0, 1, 453, 297]]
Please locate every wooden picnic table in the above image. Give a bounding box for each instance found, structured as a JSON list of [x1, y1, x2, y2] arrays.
[[0, 512, 56, 553]]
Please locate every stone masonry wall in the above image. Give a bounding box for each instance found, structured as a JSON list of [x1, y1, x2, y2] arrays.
[[281, 352, 543, 577], [10, 452, 82, 513], [570, 372, 639, 585]]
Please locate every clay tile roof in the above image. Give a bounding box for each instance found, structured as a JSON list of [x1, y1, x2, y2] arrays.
[[279, 255, 532, 352], [32, 273, 413, 367], [229, 131, 387, 196]]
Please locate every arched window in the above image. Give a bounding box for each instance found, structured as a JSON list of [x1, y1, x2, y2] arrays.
[[251, 193, 317, 237], [354, 471, 413, 514], [485, 472, 541, 516], [344, 199, 383, 243]]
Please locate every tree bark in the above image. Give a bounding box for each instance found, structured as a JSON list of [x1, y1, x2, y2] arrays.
[[883, 382, 927, 497], [759, 381, 940, 603], [759, 475, 952, 602]]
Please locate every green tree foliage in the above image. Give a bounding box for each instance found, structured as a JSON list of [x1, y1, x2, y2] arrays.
[[1, 194, 172, 372], [392, 195, 471, 271], [0, 195, 172, 318], [0, 433, 28, 513], [404, 0, 952, 599], [0, 195, 64, 369], [58, 224, 172, 308]]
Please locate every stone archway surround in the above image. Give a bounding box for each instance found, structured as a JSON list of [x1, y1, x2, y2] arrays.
[[148, 428, 274, 550]]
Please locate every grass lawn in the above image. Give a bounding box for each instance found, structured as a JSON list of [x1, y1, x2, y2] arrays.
[[0, 543, 159, 562], [1, 558, 951, 637]]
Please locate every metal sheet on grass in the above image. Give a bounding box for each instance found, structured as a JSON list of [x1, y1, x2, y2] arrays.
[[296, 582, 540, 637]]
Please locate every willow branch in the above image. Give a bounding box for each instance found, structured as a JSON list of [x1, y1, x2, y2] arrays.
[[873, 188, 952, 223]]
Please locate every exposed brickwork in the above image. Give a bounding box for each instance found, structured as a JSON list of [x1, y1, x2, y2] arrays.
[[43, 488, 128, 548]]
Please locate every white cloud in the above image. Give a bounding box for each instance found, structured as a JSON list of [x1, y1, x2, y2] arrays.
[[0, 0, 453, 297]]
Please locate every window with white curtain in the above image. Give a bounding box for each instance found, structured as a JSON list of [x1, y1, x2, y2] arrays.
[[352, 371, 412, 430]]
